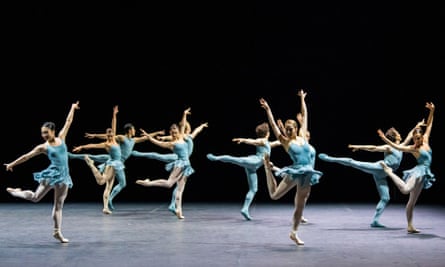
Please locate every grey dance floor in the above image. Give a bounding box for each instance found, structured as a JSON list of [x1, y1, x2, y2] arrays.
[[1, 202, 444, 267]]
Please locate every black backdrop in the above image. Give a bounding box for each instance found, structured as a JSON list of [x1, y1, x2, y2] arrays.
[[1, 3, 443, 205]]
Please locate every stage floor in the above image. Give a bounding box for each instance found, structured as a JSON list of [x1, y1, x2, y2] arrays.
[[1, 202, 444, 267]]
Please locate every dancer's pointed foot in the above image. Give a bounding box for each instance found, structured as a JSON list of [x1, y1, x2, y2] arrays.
[[318, 153, 330, 161], [175, 209, 185, 220], [168, 204, 176, 215], [102, 208, 112, 215], [6, 187, 21, 195], [206, 153, 217, 161], [53, 229, 69, 243], [301, 216, 308, 224], [289, 231, 304, 245], [84, 155, 94, 167], [407, 226, 420, 234], [241, 209, 252, 221], [379, 162, 393, 174], [136, 179, 151, 186], [370, 221, 386, 228]]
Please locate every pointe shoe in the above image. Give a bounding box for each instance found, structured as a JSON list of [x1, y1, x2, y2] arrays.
[[318, 153, 329, 161], [407, 227, 420, 234], [370, 221, 386, 228], [6, 188, 21, 193], [84, 155, 94, 166], [6, 188, 22, 197], [241, 209, 252, 221], [300, 217, 308, 224], [175, 210, 185, 220], [53, 230, 69, 243], [103, 208, 112, 215], [206, 153, 217, 161], [135, 179, 150, 186], [289, 231, 304, 245]]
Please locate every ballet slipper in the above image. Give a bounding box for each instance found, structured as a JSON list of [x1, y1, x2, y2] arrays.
[[84, 155, 94, 167], [289, 231, 304, 245], [6, 188, 21, 193], [300, 217, 308, 224], [102, 208, 112, 215], [370, 221, 386, 228], [135, 179, 151, 186], [240, 209, 252, 221], [206, 154, 217, 161], [53, 229, 69, 243], [175, 209, 185, 220], [407, 226, 420, 234], [318, 153, 330, 161]]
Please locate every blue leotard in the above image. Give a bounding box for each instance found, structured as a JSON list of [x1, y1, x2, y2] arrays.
[[165, 140, 194, 177], [275, 141, 323, 187], [402, 148, 435, 189], [33, 140, 73, 188]]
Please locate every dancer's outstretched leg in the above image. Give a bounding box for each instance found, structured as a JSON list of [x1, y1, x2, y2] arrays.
[[6, 184, 51, 202], [318, 153, 385, 176], [207, 154, 258, 170], [131, 151, 178, 162], [136, 167, 184, 188], [68, 152, 110, 163]]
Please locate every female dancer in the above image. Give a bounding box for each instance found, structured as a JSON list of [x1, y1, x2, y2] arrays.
[[72, 105, 124, 214], [5, 101, 80, 243], [134, 108, 208, 215], [379, 102, 435, 233], [163, 120, 208, 215], [260, 90, 323, 246], [206, 122, 279, 220], [135, 108, 195, 219]]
